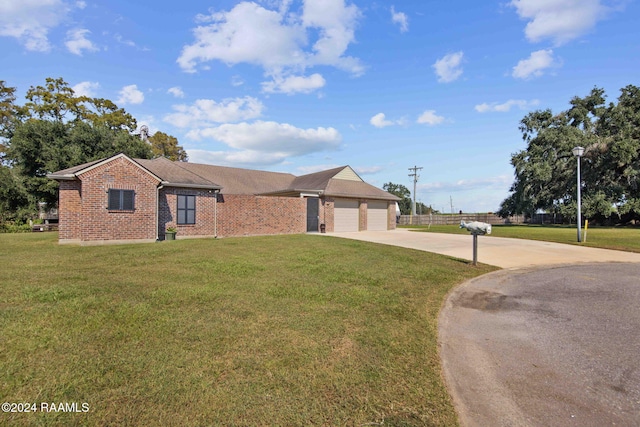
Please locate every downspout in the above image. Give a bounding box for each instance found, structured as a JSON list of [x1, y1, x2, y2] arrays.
[[156, 184, 164, 241], [214, 190, 218, 238]]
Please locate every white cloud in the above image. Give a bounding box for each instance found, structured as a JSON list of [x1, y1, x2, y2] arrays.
[[433, 51, 464, 83], [475, 99, 540, 113], [391, 6, 409, 33], [262, 73, 326, 94], [370, 113, 395, 128], [167, 87, 185, 98], [420, 175, 512, 193], [187, 149, 288, 167], [0, 0, 70, 52], [114, 33, 136, 48], [512, 49, 557, 79], [72, 81, 100, 97], [117, 84, 145, 105], [417, 110, 445, 126], [231, 75, 245, 87], [509, 0, 612, 45], [354, 165, 383, 175], [177, 0, 364, 88], [164, 96, 265, 128], [185, 121, 342, 166], [65, 28, 98, 56]]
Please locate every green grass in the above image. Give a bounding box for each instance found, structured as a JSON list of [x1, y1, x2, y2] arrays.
[[403, 224, 640, 253], [0, 233, 496, 426]]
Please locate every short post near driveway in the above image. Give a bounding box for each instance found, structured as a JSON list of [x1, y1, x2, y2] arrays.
[[460, 221, 492, 266]]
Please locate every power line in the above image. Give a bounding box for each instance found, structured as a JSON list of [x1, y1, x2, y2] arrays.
[[408, 165, 423, 216]]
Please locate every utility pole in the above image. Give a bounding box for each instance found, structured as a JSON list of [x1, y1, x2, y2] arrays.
[[408, 165, 423, 216]]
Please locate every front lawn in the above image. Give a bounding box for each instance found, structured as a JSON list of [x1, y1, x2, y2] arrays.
[[0, 233, 495, 426]]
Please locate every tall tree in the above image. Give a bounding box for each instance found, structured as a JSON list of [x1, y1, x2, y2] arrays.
[[148, 131, 188, 161], [499, 85, 640, 223], [2, 77, 152, 217], [383, 182, 411, 214], [0, 81, 23, 162]]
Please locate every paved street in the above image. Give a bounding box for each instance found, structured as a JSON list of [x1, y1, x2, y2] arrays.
[[440, 264, 640, 427]]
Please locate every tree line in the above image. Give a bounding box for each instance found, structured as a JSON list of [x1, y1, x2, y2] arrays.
[[0, 77, 187, 225], [498, 85, 640, 224]]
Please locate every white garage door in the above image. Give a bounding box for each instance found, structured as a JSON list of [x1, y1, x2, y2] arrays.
[[367, 201, 388, 231], [334, 199, 359, 232]]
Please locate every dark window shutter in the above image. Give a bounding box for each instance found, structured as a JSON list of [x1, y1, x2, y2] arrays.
[[108, 189, 120, 210], [122, 190, 135, 210]]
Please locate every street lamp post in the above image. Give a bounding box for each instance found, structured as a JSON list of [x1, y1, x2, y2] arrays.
[[572, 146, 585, 242]]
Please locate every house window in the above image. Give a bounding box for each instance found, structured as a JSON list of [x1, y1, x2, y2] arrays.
[[108, 189, 135, 211], [177, 194, 196, 224]]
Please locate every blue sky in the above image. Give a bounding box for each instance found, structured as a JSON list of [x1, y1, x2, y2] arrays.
[[2, 0, 638, 212]]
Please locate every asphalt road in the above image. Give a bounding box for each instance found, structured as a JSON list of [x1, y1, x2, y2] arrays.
[[439, 263, 640, 427]]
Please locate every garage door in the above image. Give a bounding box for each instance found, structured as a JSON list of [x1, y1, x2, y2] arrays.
[[334, 199, 359, 232], [367, 201, 388, 231]]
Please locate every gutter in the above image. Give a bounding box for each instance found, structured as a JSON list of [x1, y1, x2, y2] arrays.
[[156, 184, 164, 241], [214, 190, 218, 238], [161, 181, 222, 190]]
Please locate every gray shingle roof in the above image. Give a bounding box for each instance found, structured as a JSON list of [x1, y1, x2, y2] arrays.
[[135, 158, 221, 189], [177, 162, 296, 194], [324, 179, 400, 201], [46, 159, 105, 179], [259, 166, 400, 201]]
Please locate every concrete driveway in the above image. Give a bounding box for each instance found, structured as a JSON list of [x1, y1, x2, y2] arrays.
[[328, 228, 640, 268], [326, 229, 640, 426]]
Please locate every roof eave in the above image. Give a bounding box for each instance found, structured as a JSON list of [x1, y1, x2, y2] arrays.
[[161, 182, 222, 190], [46, 173, 77, 181], [324, 192, 400, 201], [258, 188, 324, 196]]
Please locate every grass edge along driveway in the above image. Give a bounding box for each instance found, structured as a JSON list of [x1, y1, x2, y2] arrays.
[[0, 232, 496, 426], [404, 224, 640, 254]]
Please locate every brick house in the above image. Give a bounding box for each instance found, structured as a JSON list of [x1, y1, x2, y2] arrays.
[[47, 153, 400, 245]]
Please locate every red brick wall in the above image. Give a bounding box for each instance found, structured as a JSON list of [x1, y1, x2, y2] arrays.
[[159, 188, 218, 239], [320, 197, 334, 232], [216, 194, 306, 237], [387, 203, 396, 230], [76, 157, 159, 242], [58, 180, 82, 240], [359, 200, 367, 231]]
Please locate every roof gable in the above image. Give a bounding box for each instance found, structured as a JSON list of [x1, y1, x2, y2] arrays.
[[47, 153, 162, 183], [332, 166, 363, 182]]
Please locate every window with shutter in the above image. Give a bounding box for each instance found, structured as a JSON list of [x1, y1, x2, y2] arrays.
[[108, 189, 135, 211]]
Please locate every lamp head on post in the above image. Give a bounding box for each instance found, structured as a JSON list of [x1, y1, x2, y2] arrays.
[[572, 146, 585, 157]]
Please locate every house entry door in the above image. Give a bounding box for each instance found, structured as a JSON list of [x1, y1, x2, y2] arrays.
[[306, 198, 319, 232]]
